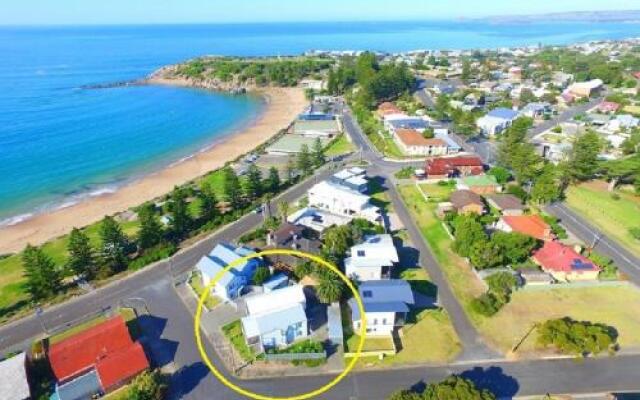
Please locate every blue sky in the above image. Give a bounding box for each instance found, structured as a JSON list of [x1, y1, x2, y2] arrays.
[[2, 0, 638, 25]]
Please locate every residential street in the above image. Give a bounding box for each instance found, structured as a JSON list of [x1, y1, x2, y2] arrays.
[[2, 99, 640, 399]]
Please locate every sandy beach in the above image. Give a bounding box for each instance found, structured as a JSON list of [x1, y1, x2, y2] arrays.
[[0, 86, 306, 254]]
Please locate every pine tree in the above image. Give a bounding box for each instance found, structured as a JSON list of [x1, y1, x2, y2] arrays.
[[285, 155, 296, 182], [244, 164, 263, 201], [198, 184, 219, 223], [67, 228, 97, 280], [99, 216, 130, 274], [223, 167, 243, 209], [23, 244, 62, 300], [297, 144, 313, 176], [312, 137, 325, 167], [137, 203, 164, 251], [568, 130, 602, 182], [266, 166, 281, 193], [531, 163, 562, 204], [168, 186, 192, 240]]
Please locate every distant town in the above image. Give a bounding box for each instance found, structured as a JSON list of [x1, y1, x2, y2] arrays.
[[2, 36, 640, 400]]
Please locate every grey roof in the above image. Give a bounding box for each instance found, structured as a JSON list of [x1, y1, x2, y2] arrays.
[[0, 352, 30, 400], [388, 119, 428, 130], [485, 194, 524, 211], [242, 304, 307, 338], [349, 280, 414, 320], [56, 370, 102, 400]]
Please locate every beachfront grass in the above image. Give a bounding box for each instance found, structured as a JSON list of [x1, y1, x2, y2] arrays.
[[478, 286, 640, 356], [0, 220, 140, 321], [565, 182, 640, 255], [222, 320, 256, 362], [188, 272, 221, 310], [397, 184, 485, 321], [324, 134, 354, 157]]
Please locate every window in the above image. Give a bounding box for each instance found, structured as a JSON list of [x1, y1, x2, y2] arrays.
[[373, 318, 378, 325], [357, 250, 366, 257], [382, 318, 387, 325], [363, 290, 373, 298]]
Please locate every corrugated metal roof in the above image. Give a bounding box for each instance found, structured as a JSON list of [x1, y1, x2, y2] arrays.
[[55, 369, 101, 400], [0, 352, 30, 400]]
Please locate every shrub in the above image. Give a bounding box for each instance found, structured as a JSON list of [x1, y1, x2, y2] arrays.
[[128, 243, 178, 271], [395, 167, 414, 179], [470, 293, 504, 317], [537, 317, 618, 356], [252, 266, 271, 286], [630, 227, 640, 241]]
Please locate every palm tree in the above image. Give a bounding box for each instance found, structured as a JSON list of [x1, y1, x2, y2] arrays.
[[316, 275, 345, 304], [278, 201, 290, 223]]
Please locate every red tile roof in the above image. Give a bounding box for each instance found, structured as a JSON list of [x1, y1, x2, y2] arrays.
[[396, 129, 446, 147], [377, 102, 402, 116], [96, 342, 149, 390], [49, 316, 148, 389], [533, 241, 599, 274], [425, 156, 484, 176], [598, 101, 621, 113], [501, 215, 551, 241]]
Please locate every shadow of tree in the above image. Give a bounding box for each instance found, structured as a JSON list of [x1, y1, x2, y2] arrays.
[[460, 366, 520, 399]]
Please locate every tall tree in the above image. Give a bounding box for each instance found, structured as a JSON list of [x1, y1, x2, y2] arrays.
[[244, 164, 263, 201], [99, 216, 130, 274], [316, 274, 346, 303], [312, 137, 325, 167], [23, 244, 62, 300], [297, 144, 313, 176], [567, 131, 602, 182], [530, 163, 562, 204], [198, 184, 219, 222], [285, 155, 296, 182], [137, 203, 164, 251], [223, 167, 244, 209], [452, 215, 488, 258], [67, 228, 97, 280], [266, 166, 281, 193], [168, 186, 192, 240], [423, 376, 496, 400], [278, 201, 290, 223]]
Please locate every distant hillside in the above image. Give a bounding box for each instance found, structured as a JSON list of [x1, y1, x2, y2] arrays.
[[483, 10, 640, 24]]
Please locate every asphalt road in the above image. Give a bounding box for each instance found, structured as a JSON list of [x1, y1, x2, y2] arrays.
[[545, 202, 640, 283]]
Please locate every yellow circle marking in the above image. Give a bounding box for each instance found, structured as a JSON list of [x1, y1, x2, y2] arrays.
[[194, 248, 367, 400]]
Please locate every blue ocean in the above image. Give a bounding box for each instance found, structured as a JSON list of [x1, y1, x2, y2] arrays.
[[1, 21, 639, 223]]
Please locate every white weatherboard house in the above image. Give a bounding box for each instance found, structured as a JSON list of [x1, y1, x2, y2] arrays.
[[477, 108, 519, 136], [308, 180, 381, 224], [0, 352, 30, 400], [345, 234, 399, 281], [195, 243, 260, 302], [349, 280, 415, 337], [241, 285, 308, 350]]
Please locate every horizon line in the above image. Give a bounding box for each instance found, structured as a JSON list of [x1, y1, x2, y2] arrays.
[[1, 9, 639, 28]]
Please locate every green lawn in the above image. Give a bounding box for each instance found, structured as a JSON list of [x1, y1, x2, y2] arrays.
[[369, 178, 393, 213], [368, 131, 405, 159], [565, 182, 640, 255], [397, 184, 486, 322], [222, 320, 256, 361], [417, 183, 456, 202], [188, 272, 221, 310], [324, 134, 355, 157], [479, 286, 640, 356], [0, 220, 139, 321], [346, 335, 395, 353]]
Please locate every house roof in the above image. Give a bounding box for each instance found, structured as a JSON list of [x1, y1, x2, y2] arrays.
[[245, 285, 306, 316], [487, 108, 519, 120], [485, 194, 524, 211], [377, 102, 402, 116], [55, 369, 102, 400], [272, 223, 305, 246], [0, 352, 30, 400], [196, 243, 258, 286], [346, 234, 399, 269], [96, 342, 149, 390], [242, 303, 307, 338], [349, 280, 414, 320], [461, 175, 498, 187], [501, 215, 550, 240], [266, 135, 329, 154], [450, 190, 484, 209], [395, 129, 446, 147], [294, 119, 339, 133], [533, 241, 600, 274], [426, 156, 484, 176], [48, 316, 148, 390], [388, 118, 428, 131], [598, 101, 621, 112]]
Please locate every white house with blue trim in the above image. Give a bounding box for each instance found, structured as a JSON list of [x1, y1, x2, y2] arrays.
[[241, 285, 308, 350], [195, 243, 260, 302], [348, 280, 414, 337], [345, 234, 399, 281], [477, 108, 519, 136]]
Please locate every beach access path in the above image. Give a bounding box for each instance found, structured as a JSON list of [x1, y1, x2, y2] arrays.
[[0, 87, 306, 254]]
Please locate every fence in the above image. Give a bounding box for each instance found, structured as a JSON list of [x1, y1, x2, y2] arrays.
[[520, 280, 634, 292], [263, 351, 327, 362]]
